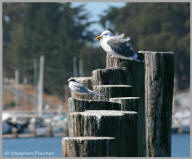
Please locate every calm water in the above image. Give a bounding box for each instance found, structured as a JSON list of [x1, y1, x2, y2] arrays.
[[3, 133, 190, 157]]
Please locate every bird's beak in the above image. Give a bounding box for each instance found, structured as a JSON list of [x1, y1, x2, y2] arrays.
[[96, 35, 102, 40]]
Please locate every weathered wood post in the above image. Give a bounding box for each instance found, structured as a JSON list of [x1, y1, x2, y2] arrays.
[[106, 53, 145, 156], [70, 110, 138, 157], [62, 137, 116, 157], [68, 97, 121, 135], [109, 97, 143, 156], [110, 97, 140, 111], [93, 85, 133, 100], [68, 97, 121, 113], [92, 68, 128, 85], [63, 50, 174, 157], [144, 51, 174, 157]]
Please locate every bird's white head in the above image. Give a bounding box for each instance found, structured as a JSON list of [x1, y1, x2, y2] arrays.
[[96, 30, 113, 40]]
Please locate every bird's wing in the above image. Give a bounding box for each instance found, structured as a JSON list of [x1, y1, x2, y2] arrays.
[[70, 81, 106, 96], [89, 90, 105, 96], [107, 36, 137, 59], [71, 82, 89, 93], [115, 34, 130, 42]]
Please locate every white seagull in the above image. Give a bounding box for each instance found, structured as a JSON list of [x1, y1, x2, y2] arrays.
[[96, 30, 140, 68], [68, 78, 105, 97]]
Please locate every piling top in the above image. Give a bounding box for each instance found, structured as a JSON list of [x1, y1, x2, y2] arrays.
[[71, 110, 137, 119], [68, 97, 94, 102], [138, 51, 174, 54], [93, 85, 132, 88], [110, 97, 140, 100], [93, 68, 126, 72], [74, 77, 92, 80], [68, 97, 119, 104], [62, 136, 115, 141]]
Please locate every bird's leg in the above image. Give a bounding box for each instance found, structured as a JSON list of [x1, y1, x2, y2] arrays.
[[113, 57, 118, 68], [110, 55, 114, 68], [115, 58, 118, 68], [113, 57, 116, 68]]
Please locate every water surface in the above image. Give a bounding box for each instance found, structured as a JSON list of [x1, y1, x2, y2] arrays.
[[3, 133, 190, 157]]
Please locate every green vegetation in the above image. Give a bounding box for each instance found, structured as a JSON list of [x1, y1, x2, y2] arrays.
[[100, 3, 190, 90], [3, 3, 189, 100], [3, 3, 105, 97]]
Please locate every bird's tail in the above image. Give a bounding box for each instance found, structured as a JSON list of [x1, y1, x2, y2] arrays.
[[135, 58, 144, 62], [89, 90, 105, 96], [134, 53, 144, 63]]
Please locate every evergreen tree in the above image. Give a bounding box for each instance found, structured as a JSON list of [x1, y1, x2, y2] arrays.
[[100, 3, 190, 90], [3, 3, 95, 97], [3, 3, 27, 77]]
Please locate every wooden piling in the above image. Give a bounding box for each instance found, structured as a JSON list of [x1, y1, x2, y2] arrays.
[[145, 51, 174, 157], [109, 97, 140, 111], [92, 68, 127, 85], [62, 137, 116, 157], [70, 110, 138, 156], [67, 97, 121, 136], [93, 85, 133, 100], [70, 93, 93, 100], [109, 97, 145, 157], [64, 51, 174, 157], [68, 97, 121, 113], [106, 53, 145, 156]]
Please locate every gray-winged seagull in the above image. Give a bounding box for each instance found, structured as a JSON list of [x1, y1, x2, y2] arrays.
[[96, 30, 139, 68]]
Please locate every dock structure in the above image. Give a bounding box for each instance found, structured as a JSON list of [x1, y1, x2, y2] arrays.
[[62, 51, 174, 157]]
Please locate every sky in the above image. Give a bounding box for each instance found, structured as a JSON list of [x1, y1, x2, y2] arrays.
[[72, 2, 126, 33]]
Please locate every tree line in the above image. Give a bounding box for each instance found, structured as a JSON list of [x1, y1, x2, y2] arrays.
[[3, 2, 189, 99]]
